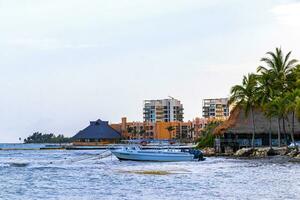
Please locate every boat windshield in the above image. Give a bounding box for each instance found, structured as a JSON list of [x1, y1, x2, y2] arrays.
[[124, 146, 140, 151]]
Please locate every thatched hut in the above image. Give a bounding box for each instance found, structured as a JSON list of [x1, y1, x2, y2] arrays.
[[214, 107, 300, 152]]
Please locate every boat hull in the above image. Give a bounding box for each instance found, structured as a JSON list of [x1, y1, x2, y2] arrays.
[[111, 150, 195, 162]]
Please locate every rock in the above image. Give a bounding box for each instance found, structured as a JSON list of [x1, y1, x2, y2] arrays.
[[234, 148, 253, 157], [224, 146, 234, 155], [290, 153, 300, 162], [250, 148, 279, 158], [252, 148, 271, 157], [266, 148, 277, 156], [202, 147, 215, 157], [234, 148, 275, 158], [275, 147, 289, 156], [287, 149, 299, 157]]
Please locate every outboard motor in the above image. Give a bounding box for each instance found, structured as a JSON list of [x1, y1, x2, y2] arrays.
[[189, 149, 205, 161]]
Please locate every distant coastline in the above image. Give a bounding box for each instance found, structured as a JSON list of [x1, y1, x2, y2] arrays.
[[23, 132, 71, 144]]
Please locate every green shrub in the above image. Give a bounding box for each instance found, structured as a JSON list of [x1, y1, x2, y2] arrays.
[[196, 121, 221, 148]]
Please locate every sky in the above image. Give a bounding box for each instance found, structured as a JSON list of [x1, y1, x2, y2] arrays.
[[0, 0, 300, 142]]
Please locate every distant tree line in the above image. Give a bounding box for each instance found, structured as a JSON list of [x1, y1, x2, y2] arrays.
[[24, 132, 71, 143]]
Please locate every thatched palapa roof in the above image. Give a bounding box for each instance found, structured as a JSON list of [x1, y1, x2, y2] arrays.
[[214, 107, 300, 135]]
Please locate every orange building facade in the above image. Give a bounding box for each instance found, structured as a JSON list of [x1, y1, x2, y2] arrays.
[[110, 117, 212, 141]]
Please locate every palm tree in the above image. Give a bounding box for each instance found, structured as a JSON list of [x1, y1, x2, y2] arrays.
[[257, 48, 299, 147], [266, 96, 290, 147], [265, 100, 280, 147], [138, 129, 146, 140], [229, 73, 259, 148], [285, 89, 300, 149], [166, 126, 175, 140], [256, 71, 274, 148], [293, 65, 300, 122], [257, 47, 298, 96], [296, 98, 300, 121], [127, 127, 134, 139], [295, 65, 300, 86]]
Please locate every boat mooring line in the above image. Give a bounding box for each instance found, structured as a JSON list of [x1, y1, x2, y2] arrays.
[[49, 150, 112, 165]]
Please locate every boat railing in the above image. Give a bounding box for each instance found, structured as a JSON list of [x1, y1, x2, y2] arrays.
[[107, 144, 125, 150]]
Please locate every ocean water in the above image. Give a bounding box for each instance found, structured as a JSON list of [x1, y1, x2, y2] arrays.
[[0, 143, 49, 149], [0, 147, 300, 200]]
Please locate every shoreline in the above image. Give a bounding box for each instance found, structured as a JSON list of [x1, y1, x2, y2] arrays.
[[1, 144, 300, 163], [202, 147, 300, 163]]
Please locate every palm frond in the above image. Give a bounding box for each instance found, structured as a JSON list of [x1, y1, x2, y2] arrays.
[[260, 58, 275, 69], [286, 59, 298, 69], [283, 51, 291, 67], [257, 65, 268, 73]]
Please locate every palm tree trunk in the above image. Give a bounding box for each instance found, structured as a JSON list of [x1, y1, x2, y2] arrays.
[[282, 118, 288, 146], [250, 107, 256, 148], [277, 117, 281, 147], [269, 118, 272, 149], [291, 111, 298, 150]]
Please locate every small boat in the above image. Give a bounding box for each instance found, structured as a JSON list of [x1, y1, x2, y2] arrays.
[[110, 145, 204, 162]]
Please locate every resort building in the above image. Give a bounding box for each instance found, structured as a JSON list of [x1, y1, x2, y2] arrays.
[[72, 119, 122, 145], [202, 98, 229, 120], [111, 117, 206, 142], [143, 97, 184, 122], [154, 121, 193, 141], [214, 107, 300, 152], [111, 118, 155, 140], [192, 117, 209, 139]]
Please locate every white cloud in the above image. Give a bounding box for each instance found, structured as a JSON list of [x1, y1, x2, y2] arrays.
[[271, 2, 300, 28]]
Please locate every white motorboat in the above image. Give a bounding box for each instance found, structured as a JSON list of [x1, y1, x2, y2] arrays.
[[110, 146, 204, 162]]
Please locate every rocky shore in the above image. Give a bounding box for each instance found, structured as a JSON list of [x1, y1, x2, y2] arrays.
[[202, 147, 300, 162]]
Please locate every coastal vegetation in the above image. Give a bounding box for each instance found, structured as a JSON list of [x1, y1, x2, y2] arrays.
[[196, 121, 222, 149], [229, 73, 258, 148], [24, 132, 71, 143], [127, 127, 146, 138], [229, 47, 300, 149]]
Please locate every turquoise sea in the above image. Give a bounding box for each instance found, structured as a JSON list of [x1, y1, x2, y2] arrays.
[[0, 144, 300, 200]]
